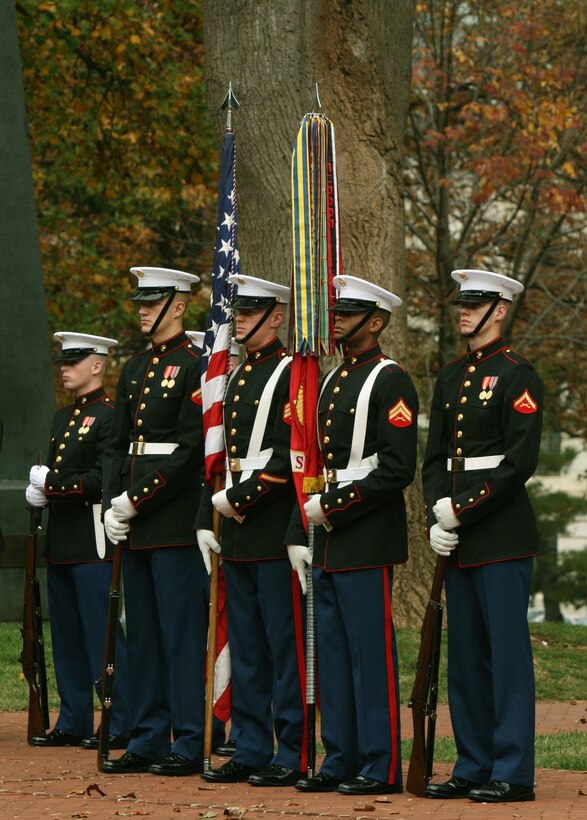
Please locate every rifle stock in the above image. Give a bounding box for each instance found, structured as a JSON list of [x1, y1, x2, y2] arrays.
[[406, 555, 446, 797], [21, 506, 50, 742], [97, 540, 122, 770]]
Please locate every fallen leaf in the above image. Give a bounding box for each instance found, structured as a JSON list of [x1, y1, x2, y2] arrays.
[[374, 795, 392, 802], [224, 810, 247, 819], [198, 784, 215, 790], [71, 814, 90, 819], [352, 804, 375, 812], [86, 783, 107, 797], [200, 812, 218, 819], [121, 792, 137, 799]]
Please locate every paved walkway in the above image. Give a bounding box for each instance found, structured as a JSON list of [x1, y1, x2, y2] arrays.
[[1, 703, 585, 820]]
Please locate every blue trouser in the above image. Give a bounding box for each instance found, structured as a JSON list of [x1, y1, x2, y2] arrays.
[[223, 559, 306, 771], [122, 546, 207, 762], [47, 561, 130, 738], [313, 566, 402, 785], [446, 557, 535, 786]]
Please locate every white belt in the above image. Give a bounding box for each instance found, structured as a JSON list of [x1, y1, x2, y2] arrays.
[[323, 466, 373, 483], [226, 455, 270, 473], [129, 442, 178, 456], [447, 455, 504, 472]]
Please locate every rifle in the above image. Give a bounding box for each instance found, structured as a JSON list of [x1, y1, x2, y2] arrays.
[[21, 505, 50, 742], [97, 540, 122, 770], [406, 555, 446, 797]]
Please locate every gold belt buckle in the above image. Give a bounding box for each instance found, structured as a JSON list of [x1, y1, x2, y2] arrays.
[[450, 457, 465, 472], [229, 457, 241, 472], [131, 441, 146, 456], [326, 468, 337, 483]]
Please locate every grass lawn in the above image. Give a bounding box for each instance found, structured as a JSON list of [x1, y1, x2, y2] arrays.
[[2, 620, 585, 770]]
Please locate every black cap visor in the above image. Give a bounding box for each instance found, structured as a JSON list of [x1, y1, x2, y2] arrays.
[[55, 348, 100, 363], [130, 286, 178, 302], [451, 290, 508, 305], [227, 295, 278, 310], [330, 298, 379, 314]]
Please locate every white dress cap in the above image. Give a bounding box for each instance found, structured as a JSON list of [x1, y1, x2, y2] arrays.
[[451, 269, 524, 302], [332, 275, 402, 313], [227, 274, 290, 305], [130, 266, 200, 293], [54, 331, 118, 357]]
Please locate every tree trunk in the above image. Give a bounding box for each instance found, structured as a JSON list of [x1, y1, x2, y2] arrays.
[[203, 0, 432, 626]]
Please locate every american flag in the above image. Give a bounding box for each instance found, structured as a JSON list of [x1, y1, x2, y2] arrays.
[[201, 131, 238, 483]]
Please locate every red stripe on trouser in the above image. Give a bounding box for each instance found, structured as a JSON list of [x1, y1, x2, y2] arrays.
[[291, 569, 308, 773], [382, 566, 399, 783]]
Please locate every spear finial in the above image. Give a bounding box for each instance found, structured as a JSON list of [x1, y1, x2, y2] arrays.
[[221, 81, 240, 133], [312, 82, 321, 113]]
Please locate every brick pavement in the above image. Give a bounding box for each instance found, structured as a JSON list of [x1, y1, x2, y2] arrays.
[[0, 703, 585, 820]]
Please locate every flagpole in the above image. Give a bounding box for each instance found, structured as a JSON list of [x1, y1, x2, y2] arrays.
[[203, 83, 240, 772]]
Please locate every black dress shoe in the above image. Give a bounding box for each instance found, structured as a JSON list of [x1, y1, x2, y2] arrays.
[[29, 729, 84, 747], [101, 751, 152, 773], [148, 752, 203, 776], [425, 776, 476, 799], [81, 732, 129, 750], [295, 771, 342, 792], [248, 764, 305, 787], [201, 759, 259, 783], [214, 739, 236, 757], [468, 780, 535, 803], [337, 775, 403, 795]]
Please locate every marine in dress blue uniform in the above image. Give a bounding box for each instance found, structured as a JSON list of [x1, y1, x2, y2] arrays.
[[101, 267, 209, 776], [287, 276, 419, 796], [27, 332, 130, 749], [198, 275, 307, 787], [422, 270, 543, 804]]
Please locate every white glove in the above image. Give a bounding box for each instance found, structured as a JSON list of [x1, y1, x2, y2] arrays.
[[197, 529, 221, 575], [433, 497, 460, 530], [287, 545, 312, 595], [104, 508, 130, 544], [304, 494, 327, 526], [29, 465, 50, 490], [111, 492, 137, 522], [212, 489, 236, 519], [429, 523, 459, 556], [25, 484, 48, 509]]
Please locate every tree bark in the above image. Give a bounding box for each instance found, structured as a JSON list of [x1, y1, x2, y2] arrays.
[[203, 0, 432, 626]]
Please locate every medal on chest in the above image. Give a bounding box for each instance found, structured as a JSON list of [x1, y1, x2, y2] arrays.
[[78, 416, 96, 435], [161, 365, 180, 388], [479, 376, 498, 401]]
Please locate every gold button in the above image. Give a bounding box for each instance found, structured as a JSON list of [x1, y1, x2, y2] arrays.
[[337, 498, 343, 504], [137, 419, 143, 426], [48, 486, 53, 491], [456, 448, 462, 455], [464, 380, 471, 387], [351, 357, 357, 364], [350, 408, 355, 415], [457, 431, 463, 438], [56, 456, 62, 462], [329, 403, 334, 410], [153, 357, 159, 364], [133, 496, 138, 502], [323, 436, 330, 444], [255, 352, 261, 359], [327, 453, 334, 461], [138, 435, 144, 442], [230, 445, 237, 453], [61, 486, 65, 491], [476, 351, 483, 359], [144, 487, 149, 493], [457, 413, 463, 421], [163, 393, 168, 398], [480, 490, 486, 495], [238, 379, 245, 386], [160, 345, 166, 351], [59, 443, 65, 449], [73, 484, 78, 490], [74, 409, 81, 416], [326, 419, 332, 426], [350, 493, 355, 499], [324, 504, 329, 510], [246, 495, 251, 501], [81, 397, 87, 404], [154, 479, 159, 485], [140, 403, 146, 410], [64, 432, 70, 438], [334, 386, 340, 393], [54, 468, 59, 473], [232, 411, 237, 419], [69, 420, 75, 427], [468, 497, 474, 502], [234, 395, 240, 402], [148, 371, 155, 378], [341, 370, 348, 378], [445, 403, 450, 409], [257, 486, 262, 491], [455, 503, 461, 510], [144, 387, 150, 394], [254, 399, 259, 406], [231, 428, 237, 436], [245, 365, 252, 372], [461, 396, 467, 404], [468, 365, 476, 373], [129, 394, 133, 400]]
